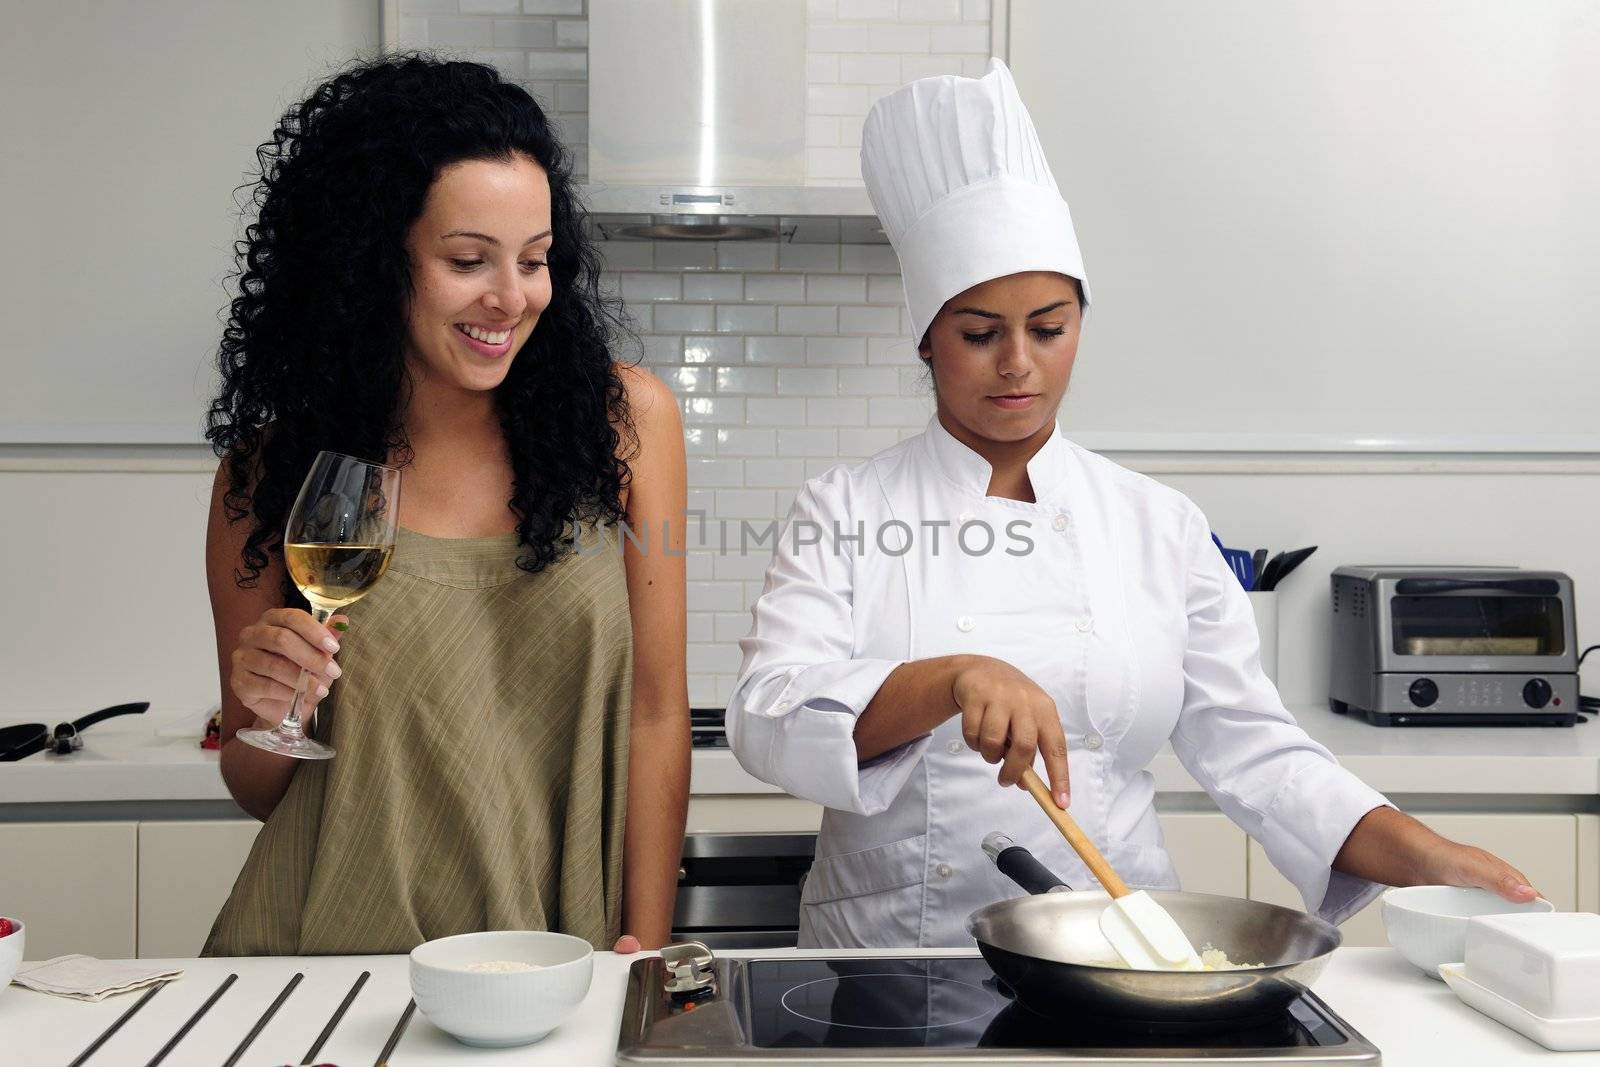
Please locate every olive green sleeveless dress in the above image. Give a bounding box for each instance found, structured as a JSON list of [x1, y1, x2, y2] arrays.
[[203, 524, 632, 956]]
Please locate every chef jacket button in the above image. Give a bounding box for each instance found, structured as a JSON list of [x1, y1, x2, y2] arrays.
[[1076, 616, 1094, 633], [935, 863, 953, 880], [1085, 733, 1103, 751], [1053, 513, 1069, 531], [947, 740, 964, 755], [957, 615, 975, 632]]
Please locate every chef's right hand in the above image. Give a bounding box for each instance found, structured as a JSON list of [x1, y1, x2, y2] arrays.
[[951, 656, 1071, 809], [230, 608, 347, 727]]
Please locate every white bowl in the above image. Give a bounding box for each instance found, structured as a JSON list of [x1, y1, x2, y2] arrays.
[[1463, 912, 1600, 1019], [1381, 886, 1553, 979], [0, 918, 24, 993], [409, 930, 593, 1048]]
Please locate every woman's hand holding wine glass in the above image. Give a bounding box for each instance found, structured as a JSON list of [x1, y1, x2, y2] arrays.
[[234, 451, 401, 760]]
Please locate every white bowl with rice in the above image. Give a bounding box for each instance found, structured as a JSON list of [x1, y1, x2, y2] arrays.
[[409, 930, 594, 1047]]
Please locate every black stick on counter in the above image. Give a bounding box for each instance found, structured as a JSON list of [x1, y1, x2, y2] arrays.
[[65, 980, 169, 1067], [143, 973, 237, 1067], [221, 971, 303, 1067], [301, 969, 370, 1065], [373, 999, 417, 1067]]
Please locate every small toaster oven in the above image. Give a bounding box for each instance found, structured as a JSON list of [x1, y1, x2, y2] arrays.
[[1329, 566, 1579, 726]]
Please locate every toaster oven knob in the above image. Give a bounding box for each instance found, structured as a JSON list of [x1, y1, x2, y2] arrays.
[[1523, 678, 1553, 709], [1408, 678, 1439, 708]]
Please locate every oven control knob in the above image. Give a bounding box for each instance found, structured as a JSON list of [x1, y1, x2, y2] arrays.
[[1523, 678, 1553, 709], [1408, 678, 1439, 708]]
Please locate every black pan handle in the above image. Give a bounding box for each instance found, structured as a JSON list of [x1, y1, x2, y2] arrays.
[[73, 701, 150, 731], [983, 832, 1071, 895]]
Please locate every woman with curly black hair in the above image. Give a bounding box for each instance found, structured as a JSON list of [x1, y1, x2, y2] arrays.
[[200, 55, 688, 955]]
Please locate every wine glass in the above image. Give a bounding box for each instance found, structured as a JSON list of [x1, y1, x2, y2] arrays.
[[236, 451, 401, 761]]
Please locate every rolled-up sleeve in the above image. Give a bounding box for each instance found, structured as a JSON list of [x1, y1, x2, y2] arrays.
[[1169, 506, 1392, 925], [725, 479, 924, 815]]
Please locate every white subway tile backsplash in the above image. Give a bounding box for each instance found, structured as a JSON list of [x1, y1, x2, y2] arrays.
[[555, 81, 586, 111], [806, 274, 868, 303], [621, 272, 681, 302], [745, 336, 807, 365], [778, 427, 840, 457], [529, 50, 586, 78], [841, 244, 902, 272], [900, 366, 931, 396], [807, 0, 836, 17], [715, 489, 783, 519], [805, 147, 862, 181], [716, 241, 779, 271], [808, 23, 871, 53], [553, 18, 587, 46], [462, 0, 520, 12], [664, 366, 712, 395], [679, 275, 739, 303], [655, 242, 719, 271], [429, 16, 495, 46], [776, 367, 839, 396], [778, 306, 838, 334], [899, 0, 961, 18], [597, 241, 653, 271], [492, 16, 553, 47], [683, 335, 742, 363], [850, 0, 899, 18], [962, 0, 991, 19], [805, 336, 867, 364], [716, 427, 777, 455], [744, 273, 807, 303], [807, 84, 872, 114], [900, 53, 971, 81], [867, 274, 903, 303], [713, 551, 774, 581], [840, 426, 906, 456], [683, 427, 714, 455], [807, 54, 840, 85], [477, 48, 532, 84], [777, 243, 841, 272], [746, 398, 808, 425], [839, 53, 903, 84], [655, 304, 715, 333], [807, 397, 868, 424], [743, 458, 808, 486], [398, 15, 430, 45], [839, 366, 900, 393], [638, 335, 681, 363], [681, 397, 745, 424], [839, 305, 901, 335], [687, 612, 715, 643], [869, 396, 935, 426], [688, 674, 716, 705], [929, 22, 989, 52], [688, 458, 746, 487], [522, 0, 581, 13], [688, 642, 743, 674], [715, 366, 777, 394], [716, 304, 777, 333], [399, 0, 463, 14], [869, 336, 917, 363], [690, 580, 748, 612], [868, 23, 930, 52]]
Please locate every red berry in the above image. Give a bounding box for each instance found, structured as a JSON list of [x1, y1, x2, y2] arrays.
[[0, 917, 13, 938]]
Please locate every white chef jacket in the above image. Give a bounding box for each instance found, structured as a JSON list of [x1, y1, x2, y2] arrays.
[[727, 415, 1392, 949]]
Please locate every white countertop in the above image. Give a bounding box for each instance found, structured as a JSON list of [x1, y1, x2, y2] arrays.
[[0, 947, 1579, 1065], [4, 704, 1599, 805]]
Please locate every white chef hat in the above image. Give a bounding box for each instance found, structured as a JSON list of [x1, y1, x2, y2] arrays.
[[860, 58, 1089, 346]]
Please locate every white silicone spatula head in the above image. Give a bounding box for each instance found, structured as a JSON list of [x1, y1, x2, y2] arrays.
[[1099, 890, 1205, 971]]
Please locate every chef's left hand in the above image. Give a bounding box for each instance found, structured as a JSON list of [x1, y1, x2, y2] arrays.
[[613, 934, 643, 953], [1423, 838, 1539, 904]]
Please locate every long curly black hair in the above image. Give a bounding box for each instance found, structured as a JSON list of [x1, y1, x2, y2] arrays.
[[206, 54, 634, 596]]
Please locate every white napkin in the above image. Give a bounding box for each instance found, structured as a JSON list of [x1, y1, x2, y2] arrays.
[[12, 954, 182, 1001]]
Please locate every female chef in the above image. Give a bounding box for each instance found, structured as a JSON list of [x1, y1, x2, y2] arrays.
[[726, 60, 1537, 949]]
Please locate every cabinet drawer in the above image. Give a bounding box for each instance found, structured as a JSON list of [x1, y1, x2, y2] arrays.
[[0, 822, 137, 960], [137, 820, 261, 958]]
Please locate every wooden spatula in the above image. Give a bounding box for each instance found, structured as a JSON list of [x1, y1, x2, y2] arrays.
[[1019, 767, 1204, 971]]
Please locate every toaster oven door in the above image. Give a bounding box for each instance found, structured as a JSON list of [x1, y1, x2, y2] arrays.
[[1376, 575, 1575, 673]]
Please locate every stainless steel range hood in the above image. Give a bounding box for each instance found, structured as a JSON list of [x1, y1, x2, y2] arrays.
[[581, 0, 883, 242]]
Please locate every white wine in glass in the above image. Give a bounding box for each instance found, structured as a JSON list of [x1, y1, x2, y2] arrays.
[[236, 451, 401, 760]]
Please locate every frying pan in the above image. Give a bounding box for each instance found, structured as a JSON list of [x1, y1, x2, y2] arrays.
[[968, 836, 1341, 1023], [0, 702, 149, 762]]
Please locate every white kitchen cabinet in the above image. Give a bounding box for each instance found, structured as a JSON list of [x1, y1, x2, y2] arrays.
[[1247, 814, 1580, 947], [686, 796, 823, 834], [136, 820, 261, 958], [1579, 814, 1599, 914], [1160, 812, 1248, 898], [0, 822, 137, 960]]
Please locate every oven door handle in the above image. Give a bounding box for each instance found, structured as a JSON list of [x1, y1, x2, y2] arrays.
[[1394, 577, 1560, 596]]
